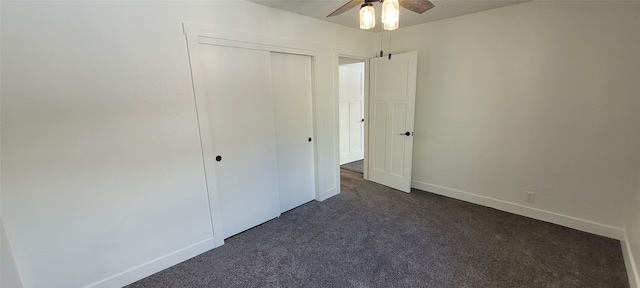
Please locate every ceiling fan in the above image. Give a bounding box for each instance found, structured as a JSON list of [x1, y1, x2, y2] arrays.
[[327, 0, 435, 30]]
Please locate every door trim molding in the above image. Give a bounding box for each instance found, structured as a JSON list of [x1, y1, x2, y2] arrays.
[[183, 23, 316, 56], [184, 26, 225, 248], [197, 37, 314, 57], [332, 48, 371, 185], [622, 230, 639, 288]]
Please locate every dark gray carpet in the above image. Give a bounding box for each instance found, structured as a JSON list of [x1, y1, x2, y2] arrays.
[[341, 159, 364, 174], [127, 180, 629, 288]]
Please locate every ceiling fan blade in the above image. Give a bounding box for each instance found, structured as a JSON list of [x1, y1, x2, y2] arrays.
[[399, 0, 435, 14], [327, 0, 365, 17]]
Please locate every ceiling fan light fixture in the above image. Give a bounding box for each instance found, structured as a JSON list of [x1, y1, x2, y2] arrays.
[[382, 0, 399, 30], [359, 3, 375, 30]]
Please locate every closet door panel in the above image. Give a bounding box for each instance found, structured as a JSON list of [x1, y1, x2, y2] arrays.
[[271, 52, 316, 213], [199, 44, 280, 238]]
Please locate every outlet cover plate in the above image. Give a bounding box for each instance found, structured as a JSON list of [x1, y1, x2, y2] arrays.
[[525, 191, 535, 203]]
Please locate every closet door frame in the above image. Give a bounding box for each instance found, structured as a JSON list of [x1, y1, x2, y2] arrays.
[[183, 23, 319, 247]]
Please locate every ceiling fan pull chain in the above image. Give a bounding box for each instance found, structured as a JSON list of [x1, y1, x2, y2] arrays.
[[388, 33, 392, 60], [380, 31, 384, 57]]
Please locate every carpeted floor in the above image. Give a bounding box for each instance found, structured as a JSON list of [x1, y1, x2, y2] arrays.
[[127, 178, 629, 288], [341, 159, 364, 174]]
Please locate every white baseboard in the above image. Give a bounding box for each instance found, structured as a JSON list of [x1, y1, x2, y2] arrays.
[[622, 230, 639, 288], [84, 237, 218, 288], [73, 182, 636, 288], [318, 187, 339, 202], [411, 180, 624, 240]]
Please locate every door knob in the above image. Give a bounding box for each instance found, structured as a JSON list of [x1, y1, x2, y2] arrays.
[[399, 131, 411, 136], [216, 155, 222, 162], [361, 118, 365, 122]]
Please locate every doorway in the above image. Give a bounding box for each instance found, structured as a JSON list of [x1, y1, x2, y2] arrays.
[[338, 57, 367, 190], [336, 51, 418, 193]]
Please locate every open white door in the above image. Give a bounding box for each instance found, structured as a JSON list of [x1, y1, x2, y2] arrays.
[[339, 62, 365, 165], [368, 51, 418, 193]]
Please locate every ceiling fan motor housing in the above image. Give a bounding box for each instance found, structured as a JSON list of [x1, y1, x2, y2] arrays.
[[327, 0, 435, 20]]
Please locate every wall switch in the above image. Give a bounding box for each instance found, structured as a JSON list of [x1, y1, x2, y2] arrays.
[[525, 191, 535, 203]]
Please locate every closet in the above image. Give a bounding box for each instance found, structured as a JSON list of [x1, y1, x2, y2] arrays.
[[194, 39, 316, 239]]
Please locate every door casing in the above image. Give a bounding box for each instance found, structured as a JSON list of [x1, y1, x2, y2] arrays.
[[333, 50, 371, 183]]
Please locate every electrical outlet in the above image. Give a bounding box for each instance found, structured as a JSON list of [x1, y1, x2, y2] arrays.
[[525, 191, 535, 203]]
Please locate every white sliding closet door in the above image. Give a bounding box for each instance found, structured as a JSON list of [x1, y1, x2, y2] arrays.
[[199, 45, 280, 238], [271, 52, 316, 213]]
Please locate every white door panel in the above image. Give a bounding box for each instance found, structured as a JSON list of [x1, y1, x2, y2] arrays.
[[339, 63, 365, 164], [349, 102, 363, 153], [368, 52, 418, 193], [270, 52, 316, 213], [391, 103, 408, 177], [200, 44, 280, 238], [372, 103, 387, 172], [339, 101, 350, 156]]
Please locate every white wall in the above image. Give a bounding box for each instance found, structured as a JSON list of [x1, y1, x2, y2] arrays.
[[0, 1, 375, 287], [390, 1, 640, 236]]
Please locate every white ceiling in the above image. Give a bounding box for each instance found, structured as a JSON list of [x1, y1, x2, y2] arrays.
[[248, 0, 530, 32]]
